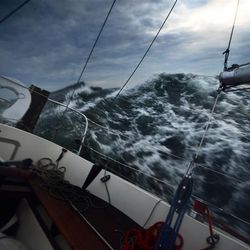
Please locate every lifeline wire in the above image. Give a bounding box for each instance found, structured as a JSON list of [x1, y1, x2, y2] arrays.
[[32, 158, 114, 250], [2, 76, 245, 186], [112, 0, 178, 103], [1, 75, 187, 162], [192, 194, 250, 226], [3, 78, 249, 228]]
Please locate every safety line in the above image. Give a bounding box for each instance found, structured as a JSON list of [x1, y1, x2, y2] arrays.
[[2, 78, 246, 185]]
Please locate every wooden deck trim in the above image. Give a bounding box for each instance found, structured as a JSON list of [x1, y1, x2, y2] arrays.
[[29, 178, 110, 250], [0, 167, 141, 250]]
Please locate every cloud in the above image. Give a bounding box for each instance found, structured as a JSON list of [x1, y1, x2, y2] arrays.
[[139, 0, 250, 75], [0, 0, 249, 90]]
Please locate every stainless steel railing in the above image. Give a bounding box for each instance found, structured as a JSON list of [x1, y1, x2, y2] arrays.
[[1, 76, 249, 232], [0, 76, 88, 155], [45, 98, 88, 155]]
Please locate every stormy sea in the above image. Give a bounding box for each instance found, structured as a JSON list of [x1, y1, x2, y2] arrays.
[[32, 73, 250, 238]]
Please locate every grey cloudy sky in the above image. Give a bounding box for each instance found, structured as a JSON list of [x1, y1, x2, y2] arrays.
[[0, 0, 249, 91]]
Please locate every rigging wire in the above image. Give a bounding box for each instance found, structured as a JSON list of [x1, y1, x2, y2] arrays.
[[193, 164, 245, 184], [34, 156, 250, 228], [2, 84, 249, 230], [82, 142, 250, 229], [223, 0, 240, 71], [82, 143, 176, 189], [0, 0, 31, 25], [53, 0, 117, 139], [2, 78, 247, 186], [32, 158, 114, 250], [185, 91, 221, 174], [87, 118, 187, 161], [194, 93, 221, 160], [111, 0, 178, 103], [72, 0, 117, 94], [33, 157, 250, 234], [2, 78, 247, 187], [192, 195, 250, 226], [82, 141, 247, 190], [0, 76, 189, 162]]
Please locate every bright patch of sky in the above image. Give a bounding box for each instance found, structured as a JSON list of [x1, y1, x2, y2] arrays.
[[0, 0, 249, 91]]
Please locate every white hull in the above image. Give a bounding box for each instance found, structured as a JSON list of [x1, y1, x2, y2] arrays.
[[0, 123, 249, 250]]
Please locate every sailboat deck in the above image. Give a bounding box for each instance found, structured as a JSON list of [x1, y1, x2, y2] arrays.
[[30, 178, 142, 250], [0, 168, 141, 250]]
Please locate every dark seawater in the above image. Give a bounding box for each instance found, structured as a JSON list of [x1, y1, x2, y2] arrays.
[[33, 73, 250, 237]]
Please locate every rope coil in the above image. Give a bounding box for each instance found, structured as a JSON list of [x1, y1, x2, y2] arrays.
[[31, 157, 111, 212]]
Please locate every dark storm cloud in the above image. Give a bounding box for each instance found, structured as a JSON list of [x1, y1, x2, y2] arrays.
[[0, 0, 174, 90], [0, 0, 249, 90]]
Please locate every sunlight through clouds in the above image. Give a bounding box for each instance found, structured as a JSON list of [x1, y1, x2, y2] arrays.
[[147, 0, 250, 35], [170, 0, 249, 32], [0, 0, 249, 89]]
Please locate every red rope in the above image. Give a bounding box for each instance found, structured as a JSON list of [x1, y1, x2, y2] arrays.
[[193, 200, 219, 250], [206, 209, 214, 237], [122, 222, 183, 250], [193, 200, 250, 247], [213, 218, 250, 245]]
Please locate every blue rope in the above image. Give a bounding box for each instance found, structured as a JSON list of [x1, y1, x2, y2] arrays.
[[156, 174, 193, 250]]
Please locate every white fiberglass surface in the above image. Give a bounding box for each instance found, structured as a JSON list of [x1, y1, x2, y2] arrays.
[[0, 124, 249, 250], [0, 76, 31, 121]]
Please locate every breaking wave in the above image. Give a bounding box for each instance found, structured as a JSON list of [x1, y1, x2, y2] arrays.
[[34, 73, 250, 237]]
